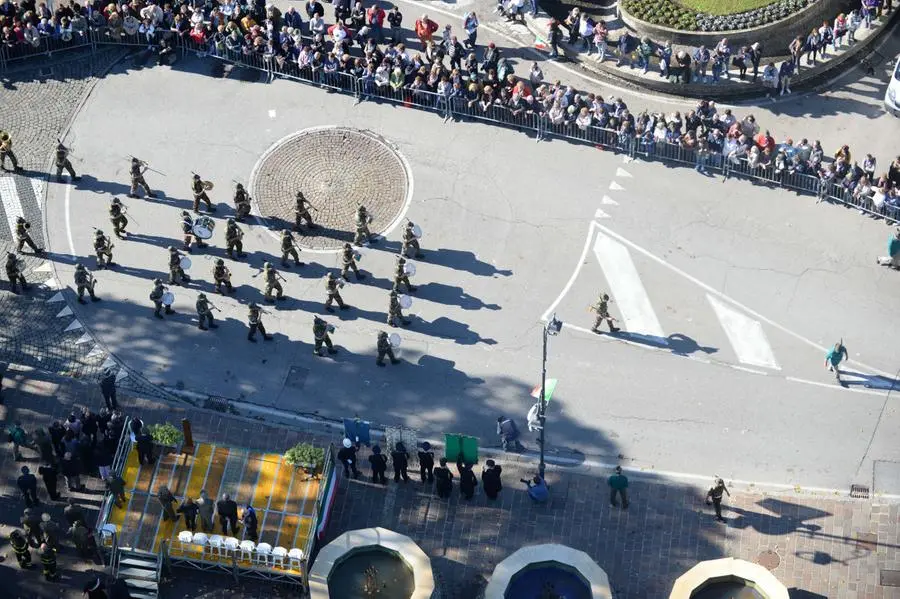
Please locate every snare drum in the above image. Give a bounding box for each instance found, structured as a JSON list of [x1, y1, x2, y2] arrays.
[[412, 224, 422, 239], [389, 333, 401, 348], [179, 256, 192, 270], [192, 216, 216, 240], [161, 291, 175, 305], [399, 294, 412, 309], [403, 262, 416, 277]]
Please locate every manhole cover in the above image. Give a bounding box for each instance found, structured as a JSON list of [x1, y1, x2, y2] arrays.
[[251, 127, 411, 251], [756, 550, 780, 570]]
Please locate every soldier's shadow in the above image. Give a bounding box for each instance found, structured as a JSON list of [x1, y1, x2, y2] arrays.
[[413, 316, 498, 346], [284, 297, 387, 324], [415, 282, 501, 311], [126, 232, 178, 250]]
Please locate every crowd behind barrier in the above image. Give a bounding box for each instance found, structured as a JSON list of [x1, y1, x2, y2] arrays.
[[1, 0, 898, 224]]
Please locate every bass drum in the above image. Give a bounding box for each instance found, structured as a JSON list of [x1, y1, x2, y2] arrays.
[[403, 261, 416, 277], [161, 291, 175, 305], [399, 294, 412, 309], [179, 256, 192, 270], [411, 223, 422, 239], [192, 216, 216, 240]]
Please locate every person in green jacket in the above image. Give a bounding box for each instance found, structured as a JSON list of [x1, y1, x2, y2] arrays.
[[608, 466, 629, 509], [876, 228, 900, 269]]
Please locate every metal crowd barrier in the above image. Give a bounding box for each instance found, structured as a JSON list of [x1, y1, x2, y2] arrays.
[[0, 31, 93, 69]]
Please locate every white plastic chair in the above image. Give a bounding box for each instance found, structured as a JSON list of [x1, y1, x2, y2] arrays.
[[271, 546, 288, 568], [239, 539, 256, 562], [177, 530, 194, 553], [223, 536, 240, 558], [255, 542, 273, 566], [100, 523, 118, 547], [208, 534, 225, 558], [288, 548, 304, 570], [191, 532, 209, 555]]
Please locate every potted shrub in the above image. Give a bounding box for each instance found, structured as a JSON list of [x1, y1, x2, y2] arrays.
[[148, 422, 184, 449], [284, 442, 325, 478]]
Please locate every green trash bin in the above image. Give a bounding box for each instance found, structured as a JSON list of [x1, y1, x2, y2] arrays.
[[444, 434, 478, 464]]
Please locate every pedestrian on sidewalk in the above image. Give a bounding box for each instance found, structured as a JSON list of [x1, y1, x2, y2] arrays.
[[82, 409, 98, 448], [434, 457, 454, 498], [824, 340, 849, 383], [7, 421, 31, 461], [242, 504, 258, 542], [65, 412, 83, 438], [178, 497, 199, 532], [462, 11, 478, 49], [877, 229, 900, 268], [158, 486, 179, 522], [481, 460, 503, 500], [391, 442, 410, 483], [106, 473, 127, 508], [62, 452, 85, 492], [522, 475, 549, 503], [338, 438, 361, 478], [457, 454, 478, 500], [608, 466, 630, 509], [33, 428, 57, 464], [706, 478, 731, 522], [49, 421, 66, 459], [64, 498, 86, 527], [369, 445, 388, 485], [39, 461, 62, 501], [18, 466, 40, 507], [9, 529, 32, 568], [197, 489, 214, 532], [39, 543, 59, 581], [217, 493, 239, 535], [95, 437, 114, 481], [69, 520, 92, 558], [136, 428, 154, 465], [22, 507, 44, 545], [418, 441, 435, 483], [39, 513, 61, 549]]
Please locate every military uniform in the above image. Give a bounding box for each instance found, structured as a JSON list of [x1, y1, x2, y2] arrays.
[[225, 220, 245, 259], [233, 184, 251, 221], [313, 316, 337, 356], [388, 290, 410, 326], [247, 303, 273, 342], [354, 205, 375, 246], [5, 252, 27, 293], [341, 243, 364, 280], [213, 260, 234, 294], [280, 230, 303, 267], [0, 133, 22, 172], [129, 158, 156, 198], [401, 222, 424, 258], [9, 530, 31, 568], [54, 143, 79, 182], [191, 175, 215, 213], [262, 262, 285, 302], [293, 192, 317, 230], [168, 247, 190, 285], [74, 264, 98, 304], [196, 294, 218, 330], [591, 294, 619, 333], [93, 231, 114, 269], [393, 256, 416, 293], [181, 211, 206, 250], [108, 199, 128, 238], [149, 279, 174, 318], [376, 331, 400, 366], [324, 273, 348, 312], [15, 217, 43, 253]]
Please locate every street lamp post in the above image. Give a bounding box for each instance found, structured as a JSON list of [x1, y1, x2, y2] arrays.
[[538, 314, 562, 479]]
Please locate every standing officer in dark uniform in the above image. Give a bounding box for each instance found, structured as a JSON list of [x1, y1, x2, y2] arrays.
[[196, 293, 218, 330], [368, 445, 388, 484], [337, 438, 361, 478], [247, 302, 273, 342], [354, 205, 375, 246], [190, 174, 215, 213], [129, 157, 156, 198], [233, 183, 252, 221], [74, 264, 99, 304], [324, 272, 349, 312], [705, 478, 731, 522], [387, 290, 410, 327], [136, 427, 154, 465], [17, 466, 39, 507], [158, 486, 178, 522], [177, 497, 199, 532], [213, 259, 234, 294], [109, 198, 129, 238], [418, 441, 434, 483], [376, 331, 400, 366], [5, 252, 27, 293], [167, 247, 190, 285], [481, 460, 503, 500], [93, 230, 114, 269], [312, 316, 337, 356], [457, 455, 477, 500], [54, 142, 79, 183], [433, 458, 453, 498], [9, 530, 32, 568], [393, 255, 416, 293], [224, 218, 245, 259], [281, 230, 304, 268], [401, 221, 424, 258], [38, 462, 61, 501], [391, 442, 410, 482], [39, 543, 59, 580], [150, 279, 175, 318], [241, 504, 258, 542], [15, 217, 43, 253], [341, 243, 364, 280], [293, 191, 318, 230], [216, 493, 239, 535]]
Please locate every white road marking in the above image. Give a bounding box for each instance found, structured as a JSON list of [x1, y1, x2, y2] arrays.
[[593, 232, 665, 339], [75, 333, 92, 345], [594, 208, 611, 219], [0, 176, 23, 239], [42, 278, 60, 290], [64, 320, 83, 332], [609, 181, 625, 191], [30, 178, 43, 211], [601, 195, 618, 206], [786, 376, 887, 397], [33, 261, 52, 273], [707, 294, 780, 370], [268, 109, 277, 119], [615, 167, 632, 178], [541, 221, 597, 321], [55, 306, 73, 318], [64, 183, 75, 256]]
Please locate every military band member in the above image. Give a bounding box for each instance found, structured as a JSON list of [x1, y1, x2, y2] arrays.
[[280, 229, 304, 268], [293, 191, 318, 230], [54, 143, 79, 183], [401, 221, 424, 258], [354, 205, 375, 246], [225, 218, 245, 259], [212, 259, 234, 294], [324, 272, 349, 312], [181, 210, 207, 250], [247, 302, 273, 342], [262, 262, 285, 302], [5, 252, 27, 293], [168, 246, 190, 286], [233, 183, 252, 221], [128, 158, 156, 199], [590, 293, 619, 333], [15, 217, 43, 254], [312, 316, 337, 356], [149, 279, 175, 318], [196, 293, 218, 330], [0, 131, 22, 172], [74, 264, 98, 304], [388, 289, 410, 327], [93, 230, 114, 269], [393, 255, 416, 293], [341, 242, 365, 280], [109, 198, 128, 238], [376, 331, 400, 366], [191, 174, 215, 213]]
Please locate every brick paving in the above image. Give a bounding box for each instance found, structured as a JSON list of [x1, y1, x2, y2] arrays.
[[0, 364, 898, 598]]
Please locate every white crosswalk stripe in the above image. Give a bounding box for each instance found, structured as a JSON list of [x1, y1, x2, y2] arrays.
[[0, 176, 24, 239], [707, 295, 780, 370]]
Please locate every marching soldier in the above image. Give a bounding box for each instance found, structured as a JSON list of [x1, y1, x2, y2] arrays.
[[401, 221, 424, 258], [590, 293, 619, 333], [74, 264, 99, 304], [149, 279, 174, 318], [225, 218, 245, 259], [388, 289, 411, 327], [181, 210, 207, 250], [313, 316, 337, 356], [93, 230, 114, 269], [393, 255, 416, 293], [5, 252, 28, 293], [262, 262, 286, 302], [39, 542, 59, 581], [15, 217, 43, 254], [247, 302, 273, 342], [109, 197, 129, 238], [233, 183, 252, 221], [213, 259, 234, 294], [196, 293, 219, 330], [128, 157, 156, 199], [280, 229, 304, 268], [9, 530, 32, 568], [354, 205, 376, 246], [324, 272, 349, 312], [376, 331, 400, 366], [0, 131, 23, 172], [341, 242, 365, 280], [294, 191, 318, 230], [191, 173, 216, 213], [54, 142, 79, 183], [168, 246, 190, 286]]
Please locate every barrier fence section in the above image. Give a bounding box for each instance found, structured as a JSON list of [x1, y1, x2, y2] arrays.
[[4, 29, 898, 225]]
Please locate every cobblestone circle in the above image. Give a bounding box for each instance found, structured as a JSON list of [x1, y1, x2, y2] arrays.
[[252, 127, 410, 250]]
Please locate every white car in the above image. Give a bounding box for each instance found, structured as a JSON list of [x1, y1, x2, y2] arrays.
[[886, 54, 900, 116]]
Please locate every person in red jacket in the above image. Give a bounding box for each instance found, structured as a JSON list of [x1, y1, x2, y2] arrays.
[[366, 3, 386, 42], [415, 13, 438, 46]]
